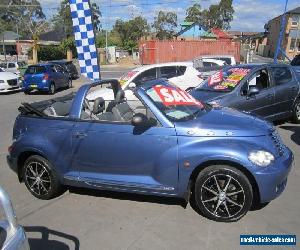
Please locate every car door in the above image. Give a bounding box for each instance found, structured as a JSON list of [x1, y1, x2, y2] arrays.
[[54, 65, 67, 87], [71, 99, 178, 194], [233, 67, 276, 119], [269, 66, 299, 118]]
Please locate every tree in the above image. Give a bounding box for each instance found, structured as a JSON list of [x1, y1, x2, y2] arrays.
[[112, 16, 150, 50], [0, 0, 48, 38], [185, 3, 203, 23], [153, 11, 177, 40], [52, 0, 102, 37], [96, 30, 122, 48], [203, 0, 234, 30]]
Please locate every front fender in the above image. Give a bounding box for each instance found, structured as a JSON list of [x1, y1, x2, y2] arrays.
[[177, 136, 264, 196]]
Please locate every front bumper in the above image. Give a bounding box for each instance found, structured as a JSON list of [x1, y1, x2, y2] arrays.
[[252, 147, 294, 203]]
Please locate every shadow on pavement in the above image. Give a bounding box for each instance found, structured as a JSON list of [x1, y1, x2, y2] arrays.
[[279, 125, 300, 146], [24, 226, 80, 250], [68, 186, 187, 207]]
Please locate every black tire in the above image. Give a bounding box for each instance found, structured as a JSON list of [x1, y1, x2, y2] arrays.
[[24, 90, 30, 95], [49, 83, 55, 95], [292, 99, 300, 124], [194, 165, 253, 222], [22, 155, 62, 200]]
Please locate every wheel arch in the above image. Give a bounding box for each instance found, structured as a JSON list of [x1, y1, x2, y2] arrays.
[[17, 150, 48, 182], [187, 160, 261, 206]]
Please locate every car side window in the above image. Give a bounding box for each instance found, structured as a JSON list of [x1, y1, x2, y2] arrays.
[[160, 66, 177, 78], [247, 69, 271, 91], [8, 63, 15, 68], [134, 68, 157, 85], [203, 62, 212, 67], [271, 67, 292, 85], [50, 65, 56, 73], [177, 66, 186, 76], [0, 63, 7, 68], [55, 65, 64, 73]]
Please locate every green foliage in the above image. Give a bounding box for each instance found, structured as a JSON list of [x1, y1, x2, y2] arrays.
[[153, 11, 177, 40], [0, 0, 47, 38], [60, 37, 77, 57], [112, 16, 150, 50], [52, 0, 102, 37], [96, 30, 122, 48], [204, 0, 234, 30], [185, 3, 203, 23], [38, 46, 65, 61]]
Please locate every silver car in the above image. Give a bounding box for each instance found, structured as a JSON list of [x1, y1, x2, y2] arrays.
[[0, 186, 29, 250]]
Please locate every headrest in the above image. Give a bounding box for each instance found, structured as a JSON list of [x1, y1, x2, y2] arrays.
[[93, 97, 105, 114], [115, 89, 125, 103]]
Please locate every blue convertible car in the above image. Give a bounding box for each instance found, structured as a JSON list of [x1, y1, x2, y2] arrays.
[[7, 79, 293, 222]]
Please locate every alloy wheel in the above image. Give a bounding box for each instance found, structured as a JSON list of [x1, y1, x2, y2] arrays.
[[24, 161, 51, 196], [200, 174, 245, 219]]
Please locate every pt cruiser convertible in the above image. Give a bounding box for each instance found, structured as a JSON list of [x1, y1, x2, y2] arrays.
[[7, 79, 293, 222]]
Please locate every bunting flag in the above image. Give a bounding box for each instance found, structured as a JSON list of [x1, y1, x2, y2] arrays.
[[69, 0, 100, 80]]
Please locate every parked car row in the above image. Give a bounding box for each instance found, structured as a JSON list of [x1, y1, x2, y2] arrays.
[[0, 60, 78, 95]]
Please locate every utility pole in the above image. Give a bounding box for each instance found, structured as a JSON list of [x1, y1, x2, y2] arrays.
[[16, 24, 19, 62], [274, 0, 288, 63], [105, 29, 108, 62]]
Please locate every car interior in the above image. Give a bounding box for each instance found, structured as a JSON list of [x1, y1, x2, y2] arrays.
[[247, 69, 270, 91], [81, 89, 151, 123]]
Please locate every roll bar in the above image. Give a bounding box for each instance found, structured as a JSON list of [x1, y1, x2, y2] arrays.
[[0, 186, 18, 235]]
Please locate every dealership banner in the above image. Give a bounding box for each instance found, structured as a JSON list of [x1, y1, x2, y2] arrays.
[[69, 0, 100, 80]]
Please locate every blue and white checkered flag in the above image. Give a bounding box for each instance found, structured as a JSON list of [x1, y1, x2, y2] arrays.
[[69, 0, 100, 80]]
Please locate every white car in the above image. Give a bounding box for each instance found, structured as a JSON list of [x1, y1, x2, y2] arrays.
[[87, 62, 203, 101], [0, 61, 26, 76], [200, 55, 236, 65], [0, 68, 21, 93]]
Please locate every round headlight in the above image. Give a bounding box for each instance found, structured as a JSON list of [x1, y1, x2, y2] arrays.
[[248, 150, 274, 167]]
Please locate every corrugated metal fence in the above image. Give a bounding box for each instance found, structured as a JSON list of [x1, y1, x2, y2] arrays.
[[139, 40, 240, 65]]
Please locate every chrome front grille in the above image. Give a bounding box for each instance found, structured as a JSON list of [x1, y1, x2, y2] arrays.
[[270, 131, 284, 156]]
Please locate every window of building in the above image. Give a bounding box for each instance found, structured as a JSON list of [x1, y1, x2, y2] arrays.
[[291, 15, 299, 26]]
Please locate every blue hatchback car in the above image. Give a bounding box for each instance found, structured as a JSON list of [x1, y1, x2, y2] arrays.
[[23, 64, 72, 94], [7, 79, 293, 222]]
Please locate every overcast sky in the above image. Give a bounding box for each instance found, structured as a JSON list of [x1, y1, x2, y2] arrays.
[[41, 0, 299, 31]]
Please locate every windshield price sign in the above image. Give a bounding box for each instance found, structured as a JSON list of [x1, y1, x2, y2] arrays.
[[154, 86, 203, 107]]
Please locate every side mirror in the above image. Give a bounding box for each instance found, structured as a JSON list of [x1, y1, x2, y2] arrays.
[[248, 86, 260, 96], [131, 113, 156, 127]]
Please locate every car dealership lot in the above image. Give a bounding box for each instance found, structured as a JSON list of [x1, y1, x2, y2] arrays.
[[0, 70, 299, 249]]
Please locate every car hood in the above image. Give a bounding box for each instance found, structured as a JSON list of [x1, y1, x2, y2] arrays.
[[189, 89, 228, 102], [0, 72, 18, 80], [174, 107, 273, 137]]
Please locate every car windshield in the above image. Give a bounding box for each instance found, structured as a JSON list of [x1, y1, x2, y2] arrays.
[[195, 66, 252, 92], [145, 84, 208, 121], [25, 66, 46, 74]]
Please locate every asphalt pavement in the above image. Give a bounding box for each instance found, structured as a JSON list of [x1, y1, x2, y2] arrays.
[[0, 67, 299, 250]]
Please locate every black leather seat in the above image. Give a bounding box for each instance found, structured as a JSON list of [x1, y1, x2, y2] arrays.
[[92, 97, 115, 121], [106, 89, 126, 112], [112, 102, 133, 122]]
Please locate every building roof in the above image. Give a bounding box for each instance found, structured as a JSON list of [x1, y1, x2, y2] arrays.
[[287, 6, 300, 14], [0, 31, 20, 40], [39, 27, 67, 42], [175, 22, 209, 37], [227, 31, 260, 38], [211, 28, 231, 39]]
